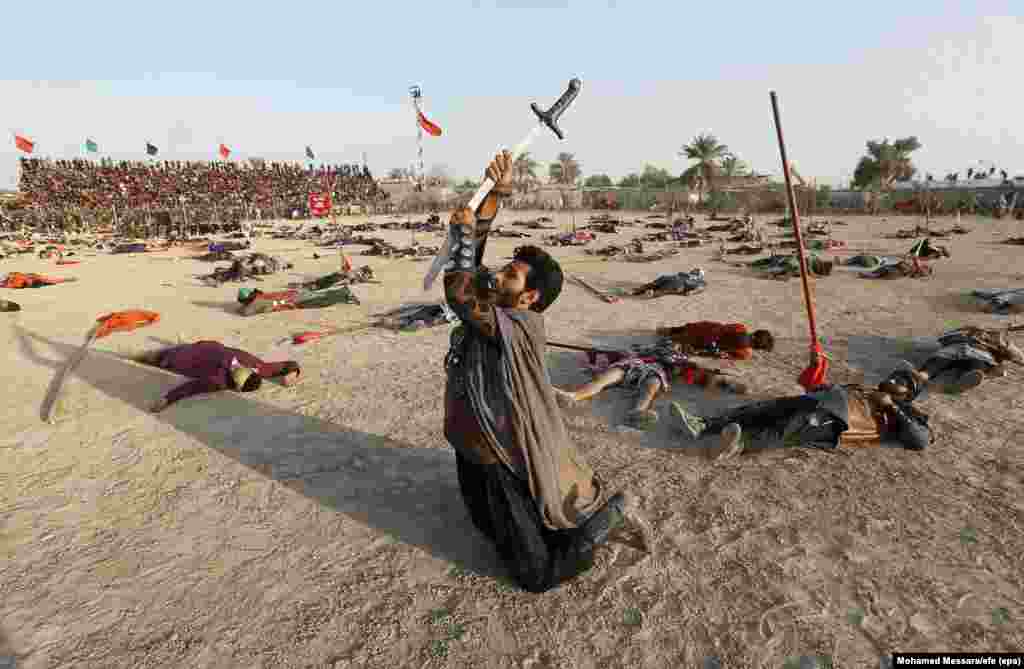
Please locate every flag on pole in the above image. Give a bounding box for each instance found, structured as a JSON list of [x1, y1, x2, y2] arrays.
[[219, 143, 231, 159], [14, 135, 34, 153], [417, 111, 442, 137], [146, 142, 159, 156], [85, 138, 98, 153], [305, 145, 315, 160]]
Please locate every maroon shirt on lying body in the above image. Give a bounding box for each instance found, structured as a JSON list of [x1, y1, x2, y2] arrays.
[[158, 341, 294, 405]]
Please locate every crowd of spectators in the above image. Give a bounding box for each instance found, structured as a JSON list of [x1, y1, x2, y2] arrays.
[[16, 158, 388, 221]]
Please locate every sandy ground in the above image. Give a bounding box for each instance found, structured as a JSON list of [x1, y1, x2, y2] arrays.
[[2, 210, 1023, 668]]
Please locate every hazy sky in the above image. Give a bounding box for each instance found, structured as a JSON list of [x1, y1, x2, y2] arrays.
[[1, 2, 1020, 189]]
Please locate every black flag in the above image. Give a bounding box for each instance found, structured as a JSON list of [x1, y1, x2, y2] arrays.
[[146, 142, 159, 156], [305, 146, 315, 160]]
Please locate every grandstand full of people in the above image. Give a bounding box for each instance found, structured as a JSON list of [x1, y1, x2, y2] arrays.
[[13, 158, 388, 224]]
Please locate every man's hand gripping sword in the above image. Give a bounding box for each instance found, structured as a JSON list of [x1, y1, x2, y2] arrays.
[[422, 78, 582, 291]]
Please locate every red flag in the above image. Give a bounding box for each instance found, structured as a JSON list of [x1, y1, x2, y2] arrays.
[[308, 192, 332, 217], [417, 111, 442, 137], [219, 143, 231, 159], [14, 135, 34, 153], [797, 343, 830, 391]]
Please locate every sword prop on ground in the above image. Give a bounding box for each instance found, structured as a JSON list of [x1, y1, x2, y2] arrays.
[[41, 311, 160, 423], [422, 78, 583, 291], [40, 324, 101, 423], [570, 273, 620, 304]]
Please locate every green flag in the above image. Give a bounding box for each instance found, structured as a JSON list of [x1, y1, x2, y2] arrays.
[[85, 138, 98, 153]]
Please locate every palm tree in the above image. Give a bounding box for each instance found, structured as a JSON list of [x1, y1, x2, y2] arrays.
[[851, 137, 921, 198], [678, 133, 730, 203], [513, 152, 539, 192], [548, 152, 581, 185], [719, 153, 749, 180]]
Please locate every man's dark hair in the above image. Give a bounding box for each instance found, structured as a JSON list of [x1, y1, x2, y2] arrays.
[[513, 245, 563, 313], [752, 330, 775, 351]]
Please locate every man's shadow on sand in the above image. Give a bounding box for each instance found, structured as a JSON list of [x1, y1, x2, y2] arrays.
[[14, 326, 504, 579]]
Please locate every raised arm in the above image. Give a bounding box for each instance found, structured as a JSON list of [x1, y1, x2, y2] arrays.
[[443, 151, 514, 338]]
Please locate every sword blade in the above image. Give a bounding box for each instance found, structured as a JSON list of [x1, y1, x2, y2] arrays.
[[422, 123, 544, 292]]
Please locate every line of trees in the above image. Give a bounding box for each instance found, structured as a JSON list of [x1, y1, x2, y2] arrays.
[[387, 131, 1013, 207]]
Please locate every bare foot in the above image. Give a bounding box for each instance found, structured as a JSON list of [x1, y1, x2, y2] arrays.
[[715, 423, 745, 461], [553, 388, 584, 411]]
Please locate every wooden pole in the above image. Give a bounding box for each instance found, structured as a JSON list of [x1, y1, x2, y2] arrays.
[[770, 91, 820, 360], [924, 178, 931, 234]]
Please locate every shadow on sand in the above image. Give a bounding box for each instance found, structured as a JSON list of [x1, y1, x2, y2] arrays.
[[846, 334, 938, 384], [14, 326, 503, 579], [926, 291, 995, 316], [190, 300, 245, 315]]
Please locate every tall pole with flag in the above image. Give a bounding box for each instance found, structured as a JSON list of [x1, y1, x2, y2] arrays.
[[410, 86, 424, 191], [13, 133, 34, 194], [409, 86, 442, 196], [770, 91, 829, 391]]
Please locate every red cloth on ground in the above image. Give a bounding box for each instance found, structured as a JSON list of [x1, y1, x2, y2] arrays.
[[1, 272, 68, 288], [94, 310, 160, 339]]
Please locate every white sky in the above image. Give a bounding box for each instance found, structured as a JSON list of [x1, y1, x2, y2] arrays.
[[1, 5, 1020, 189]]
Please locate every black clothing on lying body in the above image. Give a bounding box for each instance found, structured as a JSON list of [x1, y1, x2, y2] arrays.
[[692, 384, 931, 451]]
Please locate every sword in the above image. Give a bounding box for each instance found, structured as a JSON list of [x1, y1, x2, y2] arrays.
[[422, 78, 583, 291]]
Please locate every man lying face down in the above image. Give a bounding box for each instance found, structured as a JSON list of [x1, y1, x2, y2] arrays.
[[135, 340, 301, 412], [629, 268, 706, 297], [656, 321, 774, 361], [879, 325, 1023, 399]]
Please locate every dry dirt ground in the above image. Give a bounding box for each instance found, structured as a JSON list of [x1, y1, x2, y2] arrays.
[[2, 210, 1022, 668]]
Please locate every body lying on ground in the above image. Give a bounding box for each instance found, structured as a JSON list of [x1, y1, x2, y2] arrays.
[[553, 338, 748, 429], [655, 321, 774, 360], [237, 285, 360, 315], [859, 257, 932, 279], [0, 272, 76, 288], [630, 268, 706, 297], [749, 253, 833, 278], [294, 266, 374, 290], [670, 383, 932, 459], [136, 340, 301, 412], [725, 244, 765, 255], [375, 302, 457, 331], [878, 326, 1023, 400], [204, 252, 292, 283], [843, 254, 892, 268], [971, 288, 1024, 313], [907, 238, 950, 259]]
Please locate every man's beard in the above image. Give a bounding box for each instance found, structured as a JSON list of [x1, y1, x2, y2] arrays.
[[496, 288, 522, 308]]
